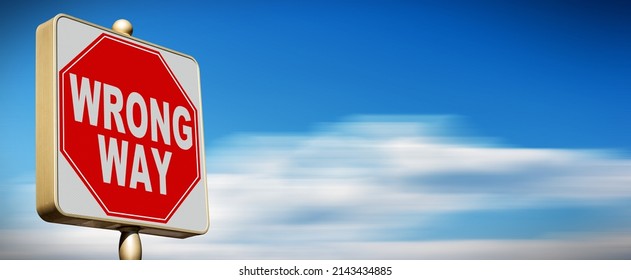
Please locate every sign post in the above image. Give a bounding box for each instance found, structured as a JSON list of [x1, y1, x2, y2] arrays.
[[36, 14, 209, 259]]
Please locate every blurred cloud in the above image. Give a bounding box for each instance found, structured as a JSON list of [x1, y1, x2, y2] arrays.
[[3, 115, 631, 259]]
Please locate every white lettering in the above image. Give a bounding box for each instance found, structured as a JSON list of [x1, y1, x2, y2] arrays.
[[126, 92, 148, 138], [151, 148, 172, 195], [97, 134, 128, 186], [70, 73, 101, 126], [173, 106, 192, 150], [129, 143, 152, 192], [103, 83, 125, 133], [72, 75, 194, 196], [150, 98, 171, 145]]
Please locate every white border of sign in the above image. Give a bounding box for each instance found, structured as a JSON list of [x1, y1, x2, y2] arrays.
[[36, 14, 209, 238]]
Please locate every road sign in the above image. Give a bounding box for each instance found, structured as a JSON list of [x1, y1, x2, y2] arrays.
[[36, 14, 208, 238]]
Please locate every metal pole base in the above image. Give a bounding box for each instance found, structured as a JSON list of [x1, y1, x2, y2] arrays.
[[119, 227, 142, 260]]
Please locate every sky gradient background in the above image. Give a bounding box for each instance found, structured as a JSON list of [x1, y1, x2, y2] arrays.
[[1, 0, 631, 259]]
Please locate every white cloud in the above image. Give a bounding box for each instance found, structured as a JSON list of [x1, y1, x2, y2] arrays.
[[200, 115, 631, 258], [3, 115, 631, 259]]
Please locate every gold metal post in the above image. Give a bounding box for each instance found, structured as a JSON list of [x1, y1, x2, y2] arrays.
[[112, 19, 133, 36], [118, 227, 142, 260], [113, 18, 139, 260]]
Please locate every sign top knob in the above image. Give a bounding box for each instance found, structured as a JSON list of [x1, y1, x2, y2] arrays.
[[112, 19, 133, 36]]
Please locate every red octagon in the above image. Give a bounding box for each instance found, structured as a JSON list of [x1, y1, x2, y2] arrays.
[[59, 33, 200, 223]]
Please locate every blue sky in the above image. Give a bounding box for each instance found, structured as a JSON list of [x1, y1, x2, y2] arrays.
[[1, 0, 631, 259]]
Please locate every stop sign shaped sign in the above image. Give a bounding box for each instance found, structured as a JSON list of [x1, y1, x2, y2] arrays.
[[36, 14, 208, 238], [59, 33, 200, 223]]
